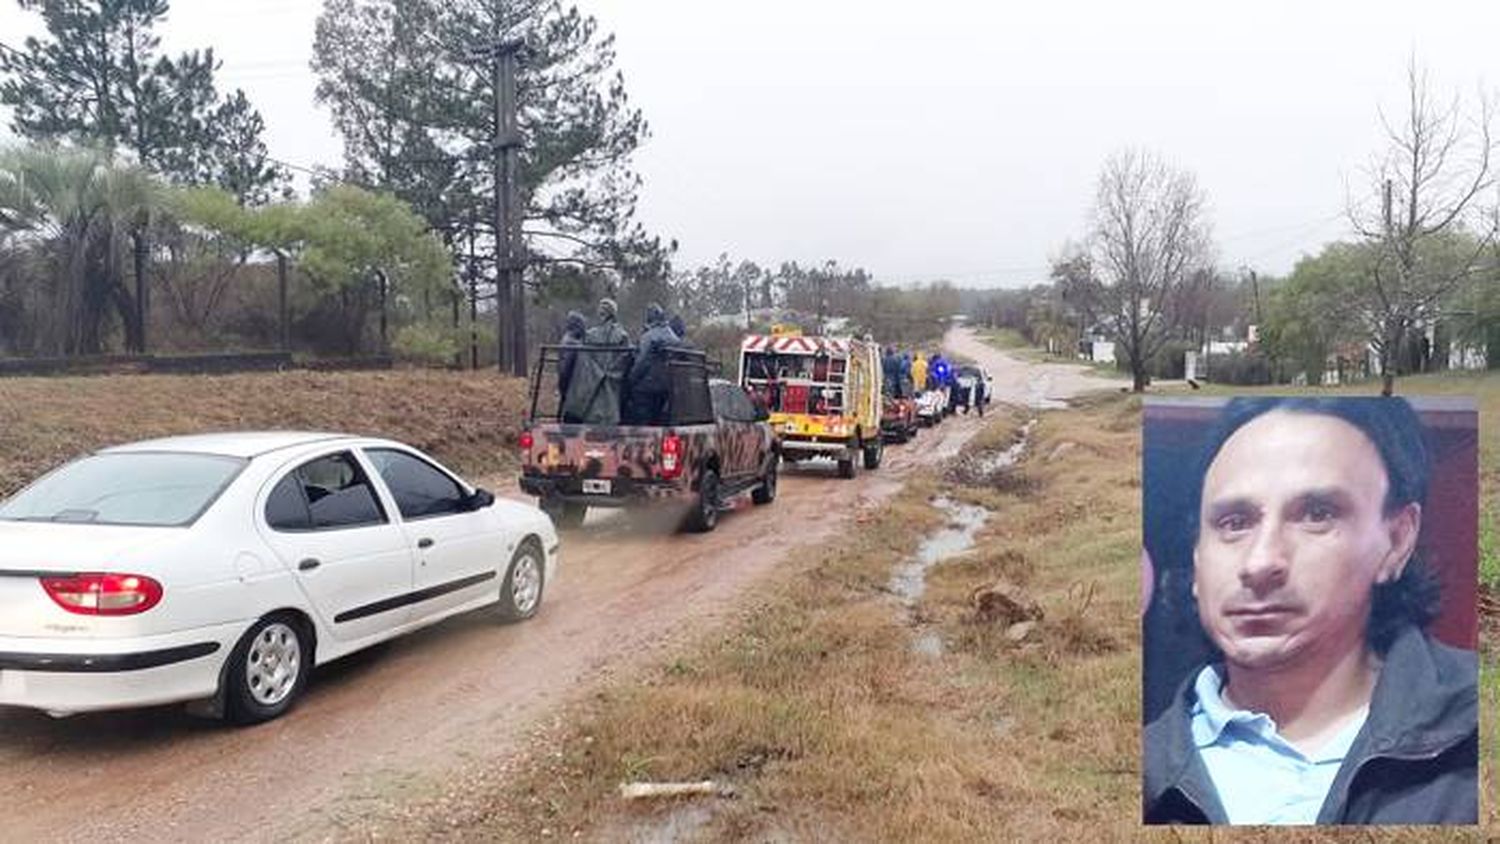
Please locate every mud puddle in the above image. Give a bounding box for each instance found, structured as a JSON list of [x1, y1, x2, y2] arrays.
[[889, 497, 991, 609], [892, 418, 1038, 656]]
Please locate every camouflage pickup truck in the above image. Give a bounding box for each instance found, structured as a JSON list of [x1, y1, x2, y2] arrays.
[[518, 344, 778, 533]]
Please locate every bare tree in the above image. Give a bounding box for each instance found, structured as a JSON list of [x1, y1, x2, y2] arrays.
[[1063, 149, 1213, 392], [1351, 59, 1497, 395]]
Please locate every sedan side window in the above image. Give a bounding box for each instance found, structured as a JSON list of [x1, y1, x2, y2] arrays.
[[265, 473, 311, 531], [266, 452, 386, 532], [366, 449, 466, 520]]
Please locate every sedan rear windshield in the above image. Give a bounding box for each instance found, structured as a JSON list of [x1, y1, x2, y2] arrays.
[[0, 452, 247, 527]]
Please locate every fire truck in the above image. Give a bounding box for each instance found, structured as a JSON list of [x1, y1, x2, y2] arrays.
[[738, 327, 884, 479]]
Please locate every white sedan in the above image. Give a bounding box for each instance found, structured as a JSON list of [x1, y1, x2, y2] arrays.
[[0, 432, 559, 724]]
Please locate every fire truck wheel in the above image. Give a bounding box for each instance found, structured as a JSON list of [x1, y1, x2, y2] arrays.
[[863, 437, 884, 470], [686, 470, 721, 532], [837, 455, 856, 479]]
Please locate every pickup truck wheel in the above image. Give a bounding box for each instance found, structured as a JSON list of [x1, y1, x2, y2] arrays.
[[752, 455, 778, 505], [863, 437, 884, 470], [541, 497, 587, 529], [686, 470, 721, 532]]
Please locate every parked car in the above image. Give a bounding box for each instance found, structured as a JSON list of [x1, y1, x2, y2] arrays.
[[951, 365, 993, 415], [0, 432, 558, 724], [916, 387, 949, 427]]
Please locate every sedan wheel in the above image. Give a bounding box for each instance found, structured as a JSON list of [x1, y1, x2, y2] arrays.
[[226, 616, 310, 725], [499, 541, 546, 622]]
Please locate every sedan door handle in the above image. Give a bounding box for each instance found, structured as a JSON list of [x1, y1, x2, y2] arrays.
[[298, 558, 321, 572], [417, 538, 434, 549]]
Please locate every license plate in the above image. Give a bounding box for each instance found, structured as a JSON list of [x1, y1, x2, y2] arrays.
[[582, 479, 612, 495]]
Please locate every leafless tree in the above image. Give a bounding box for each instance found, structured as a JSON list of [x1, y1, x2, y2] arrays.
[[1350, 59, 1497, 395], [1063, 149, 1213, 392]]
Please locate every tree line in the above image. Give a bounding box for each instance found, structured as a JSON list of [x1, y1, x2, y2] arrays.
[[971, 61, 1498, 396], [0, 1, 977, 371]]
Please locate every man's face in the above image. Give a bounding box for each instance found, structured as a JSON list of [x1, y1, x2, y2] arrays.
[[1194, 410, 1418, 672]]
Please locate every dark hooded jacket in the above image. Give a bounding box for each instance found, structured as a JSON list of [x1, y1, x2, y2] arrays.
[[669, 314, 694, 349], [557, 311, 588, 403], [567, 304, 631, 425], [1143, 624, 1478, 825], [629, 304, 679, 395]]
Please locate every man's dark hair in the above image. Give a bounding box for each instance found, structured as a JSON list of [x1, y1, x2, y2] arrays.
[[1188, 396, 1441, 653]]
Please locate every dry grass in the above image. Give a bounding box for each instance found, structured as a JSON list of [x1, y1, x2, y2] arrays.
[[368, 390, 1499, 843], [0, 369, 530, 496]]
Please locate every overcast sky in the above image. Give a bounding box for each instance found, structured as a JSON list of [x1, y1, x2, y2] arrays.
[[2, 0, 1497, 287]]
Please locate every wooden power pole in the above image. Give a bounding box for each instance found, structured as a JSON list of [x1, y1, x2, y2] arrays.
[[488, 31, 526, 377]]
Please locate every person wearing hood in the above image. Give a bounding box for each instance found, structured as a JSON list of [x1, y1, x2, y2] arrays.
[[626, 303, 679, 424], [567, 298, 631, 424], [911, 352, 929, 394], [585, 297, 630, 346], [669, 313, 694, 348], [557, 310, 588, 421]]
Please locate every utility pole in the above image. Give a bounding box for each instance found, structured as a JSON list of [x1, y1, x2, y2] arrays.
[[501, 41, 527, 378], [484, 18, 527, 377]]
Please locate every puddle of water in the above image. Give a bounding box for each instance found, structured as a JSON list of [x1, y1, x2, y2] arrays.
[[890, 418, 1038, 658], [623, 803, 715, 844], [888, 496, 991, 607], [1026, 374, 1067, 410], [912, 630, 945, 658], [967, 419, 1037, 476]]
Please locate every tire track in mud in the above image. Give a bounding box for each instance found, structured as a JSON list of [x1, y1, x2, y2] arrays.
[[0, 329, 1106, 843]]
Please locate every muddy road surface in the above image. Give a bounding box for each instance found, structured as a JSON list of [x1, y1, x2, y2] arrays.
[[0, 329, 1108, 843]]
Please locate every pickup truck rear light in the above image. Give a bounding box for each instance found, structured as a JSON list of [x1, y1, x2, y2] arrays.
[[40, 573, 164, 616], [661, 433, 684, 480]]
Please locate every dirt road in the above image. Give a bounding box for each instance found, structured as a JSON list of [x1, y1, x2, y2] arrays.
[[942, 328, 1121, 409], [0, 329, 1110, 843]]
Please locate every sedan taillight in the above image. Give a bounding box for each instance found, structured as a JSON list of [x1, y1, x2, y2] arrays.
[[40, 573, 163, 616]]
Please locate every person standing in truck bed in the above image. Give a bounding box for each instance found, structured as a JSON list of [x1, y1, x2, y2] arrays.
[[569, 298, 632, 425], [627, 303, 679, 425], [558, 310, 588, 422]]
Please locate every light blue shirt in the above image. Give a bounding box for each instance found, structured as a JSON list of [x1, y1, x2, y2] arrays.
[[1190, 666, 1369, 825]]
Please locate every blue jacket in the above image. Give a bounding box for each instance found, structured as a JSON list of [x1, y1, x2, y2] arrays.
[[1143, 624, 1478, 825], [629, 322, 680, 394]]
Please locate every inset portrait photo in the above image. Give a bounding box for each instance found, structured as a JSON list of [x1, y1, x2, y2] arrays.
[[1140, 396, 1478, 826]]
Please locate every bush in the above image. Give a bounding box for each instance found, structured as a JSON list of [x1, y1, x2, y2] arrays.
[[1205, 350, 1274, 385], [393, 321, 487, 367], [1147, 340, 1196, 380]]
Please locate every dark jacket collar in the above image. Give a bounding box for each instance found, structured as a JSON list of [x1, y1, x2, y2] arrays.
[[1144, 625, 1477, 824]]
